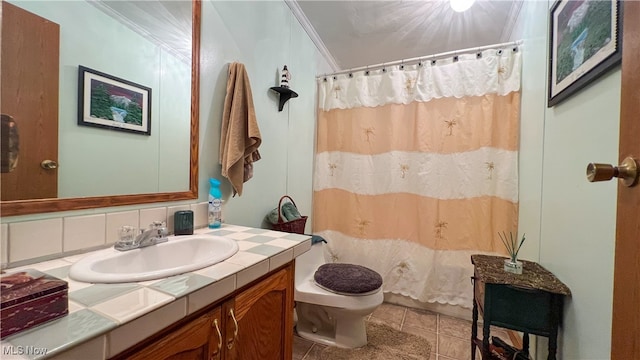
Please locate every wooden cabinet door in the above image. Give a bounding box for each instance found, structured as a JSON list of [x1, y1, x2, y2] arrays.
[[209, 307, 224, 360], [125, 307, 223, 360], [224, 264, 294, 360]]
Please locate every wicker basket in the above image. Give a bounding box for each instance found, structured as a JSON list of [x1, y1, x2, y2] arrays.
[[271, 195, 308, 234]]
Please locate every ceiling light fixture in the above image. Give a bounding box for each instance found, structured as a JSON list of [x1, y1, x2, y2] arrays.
[[450, 0, 475, 12]]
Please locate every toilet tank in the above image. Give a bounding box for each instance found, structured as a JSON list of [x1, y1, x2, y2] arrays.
[[295, 242, 326, 284]]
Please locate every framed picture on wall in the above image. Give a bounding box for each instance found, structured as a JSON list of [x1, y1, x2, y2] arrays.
[[78, 66, 152, 135], [548, 0, 622, 107]]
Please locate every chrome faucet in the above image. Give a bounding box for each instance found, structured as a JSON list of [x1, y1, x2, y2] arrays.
[[114, 221, 169, 251]]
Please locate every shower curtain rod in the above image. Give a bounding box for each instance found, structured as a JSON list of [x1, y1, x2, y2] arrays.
[[317, 40, 523, 79]]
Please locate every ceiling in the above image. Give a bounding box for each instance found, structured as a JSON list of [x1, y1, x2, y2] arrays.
[[290, 0, 523, 71], [92, 1, 192, 62], [92, 0, 522, 72]]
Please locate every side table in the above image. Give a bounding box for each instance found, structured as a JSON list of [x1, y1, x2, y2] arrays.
[[471, 255, 571, 360]]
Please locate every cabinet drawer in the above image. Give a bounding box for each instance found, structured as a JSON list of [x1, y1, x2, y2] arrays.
[[486, 284, 555, 335]]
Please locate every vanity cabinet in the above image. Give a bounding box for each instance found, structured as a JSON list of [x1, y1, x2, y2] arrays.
[[223, 264, 293, 360], [112, 263, 294, 360], [125, 307, 223, 360]]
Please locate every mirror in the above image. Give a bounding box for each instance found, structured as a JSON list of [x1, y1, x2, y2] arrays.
[[1, 0, 200, 216]]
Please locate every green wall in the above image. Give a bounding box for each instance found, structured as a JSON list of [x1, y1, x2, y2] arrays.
[[199, 0, 329, 230], [513, 1, 620, 358]]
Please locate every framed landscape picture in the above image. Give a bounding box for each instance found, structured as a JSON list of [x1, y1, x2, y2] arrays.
[[548, 0, 622, 107], [78, 66, 151, 135]]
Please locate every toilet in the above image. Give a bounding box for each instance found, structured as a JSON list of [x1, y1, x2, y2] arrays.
[[294, 240, 384, 348]]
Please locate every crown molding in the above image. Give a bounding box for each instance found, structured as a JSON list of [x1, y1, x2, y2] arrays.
[[285, 0, 340, 72], [500, 1, 524, 42], [88, 1, 190, 64]]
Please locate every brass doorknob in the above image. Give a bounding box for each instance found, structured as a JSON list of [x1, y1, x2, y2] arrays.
[[586, 156, 638, 187], [40, 160, 58, 170]]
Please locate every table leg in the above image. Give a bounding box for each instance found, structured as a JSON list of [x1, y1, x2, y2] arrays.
[[548, 328, 558, 360], [482, 316, 490, 359], [547, 294, 562, 360], [471, 299, 478, 360], [522, 332, 530, 355]]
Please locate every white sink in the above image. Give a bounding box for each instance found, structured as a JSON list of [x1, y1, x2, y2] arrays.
[[69, 234, 239, 283]]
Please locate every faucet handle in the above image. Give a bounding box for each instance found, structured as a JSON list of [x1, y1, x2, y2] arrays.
[[118, 226, 137, 243], [149, 221, 169, 238], [149, 221, 166, 229]]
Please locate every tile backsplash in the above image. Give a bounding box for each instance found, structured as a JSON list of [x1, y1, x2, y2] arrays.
[[9, 218, 63, 262], [64, 214, 106, 252], [139, 207, 168, 231], [1, 202, 208, 269]]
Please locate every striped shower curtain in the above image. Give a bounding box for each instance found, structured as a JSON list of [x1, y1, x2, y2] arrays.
[[313, 47, 521, 308]]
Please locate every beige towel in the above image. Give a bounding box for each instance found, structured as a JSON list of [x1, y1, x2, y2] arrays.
[[220, 63, 261, 196]]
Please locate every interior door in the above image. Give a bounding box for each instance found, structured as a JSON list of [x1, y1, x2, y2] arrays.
[[610, 1, 640, 358], [1, 2, 59, 201]]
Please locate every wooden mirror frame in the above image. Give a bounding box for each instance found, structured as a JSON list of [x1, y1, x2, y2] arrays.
[[1, 0, 201, 217]]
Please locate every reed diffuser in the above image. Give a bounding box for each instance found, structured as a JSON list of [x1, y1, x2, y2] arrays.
[[499, 231, 525, 274]]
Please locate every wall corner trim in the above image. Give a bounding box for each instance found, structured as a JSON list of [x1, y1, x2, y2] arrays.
[[284, 0, 340, 72]]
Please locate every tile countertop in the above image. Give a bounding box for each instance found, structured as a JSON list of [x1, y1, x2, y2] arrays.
[[0, 225, 311, 360]]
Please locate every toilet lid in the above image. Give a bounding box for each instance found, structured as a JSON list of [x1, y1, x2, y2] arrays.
[[313, 263, 383, 296]]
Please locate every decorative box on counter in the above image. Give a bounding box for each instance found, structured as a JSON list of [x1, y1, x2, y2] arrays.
[[1, 269, 69, 338]]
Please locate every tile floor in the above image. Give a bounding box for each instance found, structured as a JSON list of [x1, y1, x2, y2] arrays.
[[293, 302, 516, 360]]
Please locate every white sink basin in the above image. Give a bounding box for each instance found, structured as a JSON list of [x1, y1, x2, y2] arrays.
[[69, 234, 239, 283]]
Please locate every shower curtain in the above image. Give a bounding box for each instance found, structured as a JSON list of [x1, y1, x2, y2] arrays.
[[313, 47, 521, 308]]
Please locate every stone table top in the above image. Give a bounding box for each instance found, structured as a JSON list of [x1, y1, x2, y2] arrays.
[[471, 254, 571, 296]]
